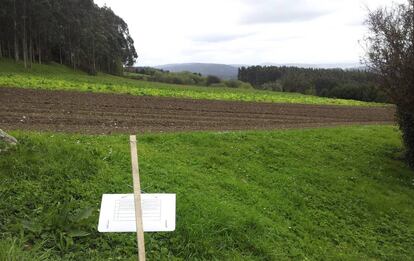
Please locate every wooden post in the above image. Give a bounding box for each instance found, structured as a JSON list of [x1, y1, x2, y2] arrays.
[[130, 135, 146, 261]]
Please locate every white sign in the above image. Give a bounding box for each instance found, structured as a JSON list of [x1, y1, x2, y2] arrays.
[[98, 194, 176, 232]]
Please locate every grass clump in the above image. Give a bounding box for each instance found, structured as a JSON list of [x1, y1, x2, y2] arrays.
[[0, 126, 413, 260], [0, 59, 382, 106], [0, 239, 50, 261]]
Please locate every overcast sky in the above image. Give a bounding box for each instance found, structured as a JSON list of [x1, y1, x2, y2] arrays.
[[95, 0, 404, 66]]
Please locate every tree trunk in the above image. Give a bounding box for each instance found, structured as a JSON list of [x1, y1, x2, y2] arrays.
[[38, 38, 41, 64], [7, 41, 11, 57], [92, 38, 96, 74], [22, 0, 28, 68], [22, 25, 27, 68], [28, 0, 32, 67], [59, 46, 62, 64], [13, 0, 19, 62], [29, 36, 33, 66]]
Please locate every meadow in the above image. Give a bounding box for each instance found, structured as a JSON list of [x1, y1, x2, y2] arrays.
[[1, 126, 413, 260], [0, 60, 381, 106]]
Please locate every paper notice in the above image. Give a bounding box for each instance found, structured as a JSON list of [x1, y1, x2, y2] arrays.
[[98, 194, 176, 232]]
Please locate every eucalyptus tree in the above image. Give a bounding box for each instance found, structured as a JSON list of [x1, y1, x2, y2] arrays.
[[0, 0, 138, 74]]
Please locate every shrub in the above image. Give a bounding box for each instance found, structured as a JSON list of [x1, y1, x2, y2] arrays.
[[239, 82, 254, 89], [365, 0, 414, 168], [397, 108, 414, 168], [206, 75, 221, 86], [261, 81, 283, 92], [210, 83, 227, 88], [224, 80, 242, 88]]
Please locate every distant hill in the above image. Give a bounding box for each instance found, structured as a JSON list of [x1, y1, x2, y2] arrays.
[[155, 63, 239, 80]]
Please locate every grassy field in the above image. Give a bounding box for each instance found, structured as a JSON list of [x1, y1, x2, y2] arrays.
[[0, 59, 381, 106], [1, 126, 413, 260]]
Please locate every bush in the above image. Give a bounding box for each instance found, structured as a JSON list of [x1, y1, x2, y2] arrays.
[[220, 80, 254, 89], [128, 69, 211, 86], [326, 83, 384, 102], [261, 81, 283, 92], [224, 80, 242, 88], [206, 75, 221, 86], [210, 83, 227, 88], [239, 82, 254, 89], [397, 108, 414, 168], [365, 0, 414, 168]]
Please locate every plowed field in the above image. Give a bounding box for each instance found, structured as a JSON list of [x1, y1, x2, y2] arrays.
[[0, 87, 395, 134]]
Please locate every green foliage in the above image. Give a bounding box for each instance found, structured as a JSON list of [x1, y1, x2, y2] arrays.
[[125, 67, 167, 76], [238, 66, 387, 103], [0, 238, 50, 260], [397, 108, 414, 168], [0, 126, 414, 259], [124, 72, 152, 81], [151, 71, 205, 86], [326, 83, 387, 102], [209, 82, 227, 87], [206, 75, 221, 86], [20, 203, 95, 252], [261, 81, 283, 92], [0, 140, 6, 152], [0, 0, 137, 75], [0, 60, 382, 106], [126, 67, 254, 90], [125, 67, 208, 86], [223, 79, 253, 89], [239, 82, 254, 89], [365, 1, 414, 168], [223, 79, 240, 88]]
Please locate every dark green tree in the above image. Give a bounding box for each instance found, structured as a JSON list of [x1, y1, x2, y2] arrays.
[[0, 0, 138, 75], [238, 65, 385, 102]]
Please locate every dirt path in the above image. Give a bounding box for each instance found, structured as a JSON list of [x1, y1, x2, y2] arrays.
[[0, 87, 395, 134]]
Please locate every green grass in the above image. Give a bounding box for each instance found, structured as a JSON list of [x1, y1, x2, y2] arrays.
[[1, 126, 413, 260], [0, 59, 381, 106]]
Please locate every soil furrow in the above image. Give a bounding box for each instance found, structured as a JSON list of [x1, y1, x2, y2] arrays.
[[0, 87, 395, 134]]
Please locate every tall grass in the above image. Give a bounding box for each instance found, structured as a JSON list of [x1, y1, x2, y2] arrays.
[[1, 126, 413, 259]]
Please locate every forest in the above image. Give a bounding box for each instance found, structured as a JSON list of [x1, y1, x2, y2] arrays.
[[0, 0, 137, 75], [238, 66, 387, 102]]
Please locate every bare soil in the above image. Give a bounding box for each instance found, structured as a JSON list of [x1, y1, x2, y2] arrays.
[[0, 87, 395, 134]]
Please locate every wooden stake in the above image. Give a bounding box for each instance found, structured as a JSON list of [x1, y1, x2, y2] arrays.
[[130, 135, 146, 261]]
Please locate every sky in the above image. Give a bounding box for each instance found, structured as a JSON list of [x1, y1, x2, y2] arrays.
[[94, 0, 405, 66]]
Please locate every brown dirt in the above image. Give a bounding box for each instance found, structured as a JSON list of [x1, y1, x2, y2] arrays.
[[0, 87, 396, 134]]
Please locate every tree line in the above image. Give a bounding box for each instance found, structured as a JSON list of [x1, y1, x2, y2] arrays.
[[0, 0, 137, 75], [238, 66, 386, 102], [125, 67, 253, 89]]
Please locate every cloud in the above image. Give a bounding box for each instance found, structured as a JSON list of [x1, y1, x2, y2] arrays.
[[240, 0, 332, 24], [94, 0, 385, 66], [192, 33, 253, 43]]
